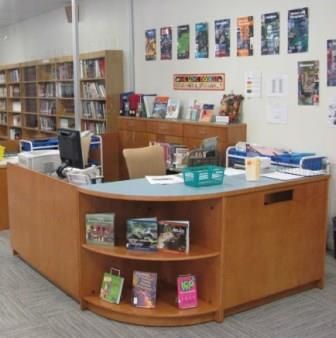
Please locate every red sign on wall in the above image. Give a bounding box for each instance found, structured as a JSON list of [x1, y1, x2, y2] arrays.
[[173, 73, 225, 91]]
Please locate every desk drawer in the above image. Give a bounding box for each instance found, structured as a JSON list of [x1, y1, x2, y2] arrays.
[[183, 124, 228, 143], [147, 120, 183, 136], [118, 118, 147, 131]]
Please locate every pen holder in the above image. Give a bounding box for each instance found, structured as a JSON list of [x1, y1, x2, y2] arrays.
[[245, 157, 260, 181]]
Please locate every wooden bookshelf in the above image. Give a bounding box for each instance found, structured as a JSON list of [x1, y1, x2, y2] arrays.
[[0, 50, 123, 140]]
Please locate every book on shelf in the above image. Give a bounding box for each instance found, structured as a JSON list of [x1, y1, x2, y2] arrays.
[[119, 91, 134, 116], [177, 274, 198, 309], [165, 98, 180, 120], [85, 213, 115, 246], [186, 99, 202, 121], [199, 104, 215, 122], [132, 270, 158, 308], [158, 220, 190, 253], [100, 268, 124, 304], [152, 96, 169, 119], [142, 94, 156, 118], [126, 217, 158, 251]]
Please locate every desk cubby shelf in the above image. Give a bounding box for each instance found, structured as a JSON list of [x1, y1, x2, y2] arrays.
[[78, 188, 223, 326]]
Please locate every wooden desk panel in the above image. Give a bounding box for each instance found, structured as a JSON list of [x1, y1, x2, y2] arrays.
[[0, 167, 8, 230], [7, 165, 80, 300]]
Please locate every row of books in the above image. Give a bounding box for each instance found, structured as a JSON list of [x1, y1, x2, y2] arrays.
[[81, 82, 106, 99], [85, 213, 190, 254], [82, 120, 106, 134], [0, 112, 7, 124], [120, 92, 216, 123], [82, 101, 106, 120], [57, 63, 73, 81], [56, 83, 74, 98], [100, 269, 198, 310], [80, 59, 105, 79]]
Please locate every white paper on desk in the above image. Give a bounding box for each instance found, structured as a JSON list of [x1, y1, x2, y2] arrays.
[[146, 175, 184, 185], [224, 167, 245, 176], [261, 172, 303, 180]]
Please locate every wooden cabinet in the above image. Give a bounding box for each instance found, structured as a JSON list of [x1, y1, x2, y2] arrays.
[[118, 116, 247, 179], [0, 50, 123, 140]]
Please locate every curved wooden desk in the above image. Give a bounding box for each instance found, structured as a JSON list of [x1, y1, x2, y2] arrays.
[[77, 174, 329, 326]]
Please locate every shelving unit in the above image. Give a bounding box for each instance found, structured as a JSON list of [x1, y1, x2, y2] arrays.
[[78, 190, 224, 326], [0, 50, 123, 140]]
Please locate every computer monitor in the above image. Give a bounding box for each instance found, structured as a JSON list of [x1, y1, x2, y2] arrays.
[[57, 128, 83, 177]]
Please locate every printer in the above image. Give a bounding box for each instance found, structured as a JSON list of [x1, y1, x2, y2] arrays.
[[18, 149, 61, 174]]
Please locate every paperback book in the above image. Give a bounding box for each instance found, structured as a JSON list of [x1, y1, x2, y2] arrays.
[[165, 98, 180, 120], [126, 217, 158, 251], [132, 270, 158, 308], [85, 213, 115, 246], [177, 274, 198, 309], [152, 96, 169, 119], [199, 104, 215, 122], [100, 268, 124, 304], [158, 220, 190, 253]]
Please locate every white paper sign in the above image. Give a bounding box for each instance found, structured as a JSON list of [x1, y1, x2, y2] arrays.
[[245, 71, 262, 98], [267, 102, 288, 124], [267, 74, 288, 97]]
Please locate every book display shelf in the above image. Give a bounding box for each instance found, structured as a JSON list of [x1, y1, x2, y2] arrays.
[[78, 188, 222, 326], [0, 50, 123, 140]]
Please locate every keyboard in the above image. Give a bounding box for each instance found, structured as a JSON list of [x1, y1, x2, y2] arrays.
[[277, 167, 325, 177]]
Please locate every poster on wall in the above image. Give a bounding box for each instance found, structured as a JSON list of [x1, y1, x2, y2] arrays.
[[261, 12, 280, 55], [288, 7, 309, 54], [298, 61, 319, 106], [244, 71, 262, 97], [160, 27, 173, 60], [177, 25, 190, 60], [237, 16, 254, 56], [327, 40, 336, 86], [214, 19, 230, 57], [195, 22, 209, 58], [145, 29, 157, 61]]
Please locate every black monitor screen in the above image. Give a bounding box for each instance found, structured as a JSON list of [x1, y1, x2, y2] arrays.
[[57, 128, 84, 169]]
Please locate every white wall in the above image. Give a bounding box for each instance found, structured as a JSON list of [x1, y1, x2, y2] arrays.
[[0, 0, 133, 89], [133, 0, 336, 222]]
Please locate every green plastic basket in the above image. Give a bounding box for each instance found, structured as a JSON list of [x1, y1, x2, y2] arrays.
[[182, 165, 224, 187]]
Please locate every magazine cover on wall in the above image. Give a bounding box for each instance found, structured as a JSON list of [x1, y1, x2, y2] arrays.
[[288, 7, 309, 54], [145, 29, 156, 61], [160, 26, 172, 60], [327, 40, 336, 86], [261, 12, 280, 55], [195, 22, 209, 58], [237, 16, 254, 56], [177, 25, 190, 59], [214, 19, 230, 57], [298, 60, 319, 106]]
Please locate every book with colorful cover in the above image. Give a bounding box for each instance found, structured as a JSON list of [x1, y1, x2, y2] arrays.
[[186, 99, 202, 121], [166, 98, 180, 120], [152, 96, 169, 119], [126, 217, 158, 251], [132, 271, 158, 308], [177, 274, 198, 309], [85, 213, 115, 246], [100, 268, 124, 304], [261, 12, 280, 55], [142, 94, 156, 117], [158, 220, 190, 253], [199, 104, 215, 122]]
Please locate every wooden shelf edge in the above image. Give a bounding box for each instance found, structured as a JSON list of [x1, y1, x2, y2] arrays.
[[83, 295, 218, 326], [82, 243, 220, 261]]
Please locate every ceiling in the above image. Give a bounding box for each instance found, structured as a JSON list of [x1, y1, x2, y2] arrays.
[[0, 0, 71, 29]]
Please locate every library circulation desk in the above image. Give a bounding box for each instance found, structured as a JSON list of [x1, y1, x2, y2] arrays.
[[8, 164, 329, 326]]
